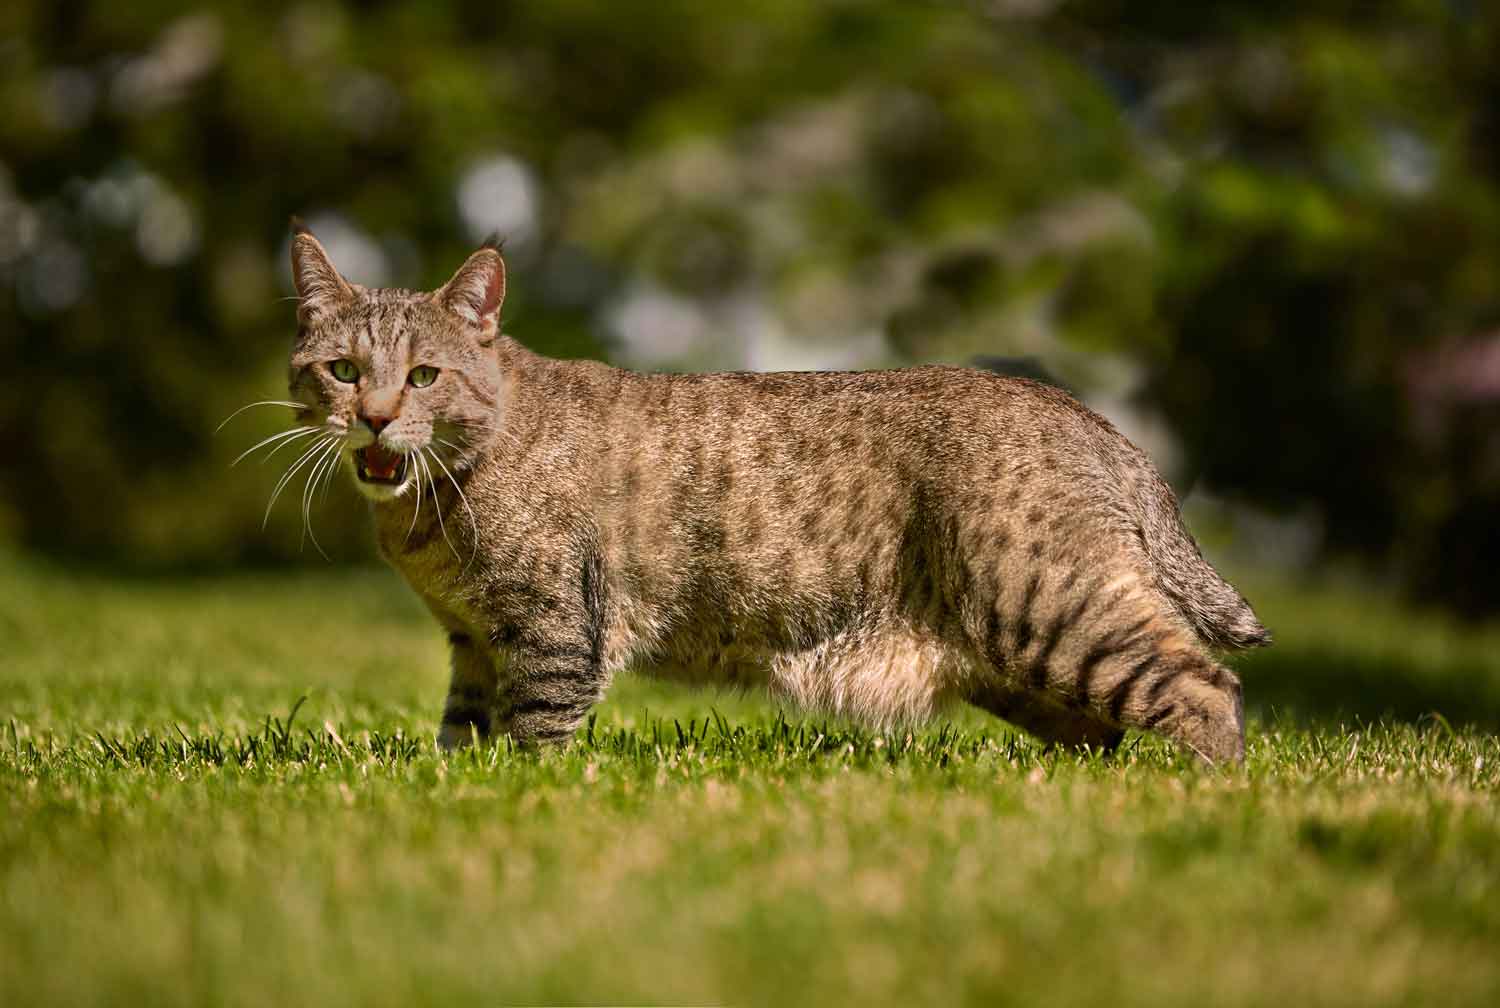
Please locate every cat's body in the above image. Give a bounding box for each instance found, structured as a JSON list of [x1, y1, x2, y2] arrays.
[[284, 228, 1267, 763]]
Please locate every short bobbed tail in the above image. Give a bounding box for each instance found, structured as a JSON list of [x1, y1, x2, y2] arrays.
[[1137, 482, 1270, 652]]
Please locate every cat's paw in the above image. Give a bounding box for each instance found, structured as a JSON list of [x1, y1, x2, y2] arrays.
[[437, 721, 483, 751]]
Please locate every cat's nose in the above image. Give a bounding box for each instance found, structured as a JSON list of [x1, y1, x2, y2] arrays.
[[360, 412, 394, 434]]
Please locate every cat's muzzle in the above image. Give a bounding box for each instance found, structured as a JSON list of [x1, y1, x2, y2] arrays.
[[355, 444, 408, 486]]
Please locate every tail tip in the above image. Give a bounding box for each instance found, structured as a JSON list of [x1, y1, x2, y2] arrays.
[[1219, 617, 1271, 650]]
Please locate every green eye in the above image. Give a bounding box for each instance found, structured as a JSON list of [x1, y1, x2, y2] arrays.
[[329, 359, 358, 383], [408, 365, 439, 388]]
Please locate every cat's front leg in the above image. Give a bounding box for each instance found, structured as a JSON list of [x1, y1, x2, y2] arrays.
[[437, 630, 500, 750], [493, 636, 608, 748]]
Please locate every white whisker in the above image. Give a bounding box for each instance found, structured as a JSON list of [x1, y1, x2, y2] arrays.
[[432, 436, 480, 470], [299, 438, 342, 560], [417, 450, 461, 564], [216, 400, 305, 433], [318, 448, 343, 505], [426, 444, 478, 530], [269, 423, 348, 467], [426, 446, 481, 569], [264, 435, 335, 528], [229, 426, 319, 468], [311, 439, 343, 548], [450, 423, 522, 450], [404, 447, 423, 542]]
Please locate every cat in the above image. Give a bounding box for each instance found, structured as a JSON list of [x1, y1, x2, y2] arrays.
[[278, 222, 1268, 764]]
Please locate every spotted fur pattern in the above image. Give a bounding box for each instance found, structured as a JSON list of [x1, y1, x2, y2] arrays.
[[287, 231, 1268, 764]]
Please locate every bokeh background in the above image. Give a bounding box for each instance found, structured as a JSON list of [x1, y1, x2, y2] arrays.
[[3, 0, 1499, 620]]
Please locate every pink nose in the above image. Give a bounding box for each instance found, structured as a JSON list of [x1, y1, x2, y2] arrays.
[[361, 413, 393, 434]]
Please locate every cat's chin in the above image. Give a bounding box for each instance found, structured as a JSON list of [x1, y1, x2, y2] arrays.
[[353, 477, 412, 503], [350, 447, 413, 502]]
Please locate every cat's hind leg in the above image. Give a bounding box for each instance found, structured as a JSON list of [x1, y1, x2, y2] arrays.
[[770, 619, 965, 730], [1109, 648, 1244, 764], [968, 685, 1124, 754], [974, 567, 1245, 764]]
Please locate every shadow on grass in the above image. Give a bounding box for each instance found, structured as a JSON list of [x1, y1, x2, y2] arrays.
[[1237, 645, 1500, 732]]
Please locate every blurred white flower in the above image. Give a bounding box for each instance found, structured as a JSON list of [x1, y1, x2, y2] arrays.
[[1380, 127, 1436, 198], [111, 13, 223, 115], [18, 238, 88, 315], [0, 169, 40, 266], [332, 72, 400, 139], [603, 282, 888, 373], [603, 284, 711, 367], [75, 164, 200, 266], [136, 187, 199, 266], [457, 155, 539, 247], [37, 68, 97, 132]]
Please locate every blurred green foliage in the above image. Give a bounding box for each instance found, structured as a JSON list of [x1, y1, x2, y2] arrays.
[[1, 1, 1498, 614]]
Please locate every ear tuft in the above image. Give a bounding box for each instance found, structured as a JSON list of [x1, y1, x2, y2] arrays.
[[290, 225, 352, 323], [439, 247, 507, 329]]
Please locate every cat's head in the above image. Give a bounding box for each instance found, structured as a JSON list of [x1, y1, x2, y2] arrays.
[[287, 222, 504, 502]]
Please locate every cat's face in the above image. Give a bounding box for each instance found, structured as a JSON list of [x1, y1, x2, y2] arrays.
[[287, 226, 505, 502]]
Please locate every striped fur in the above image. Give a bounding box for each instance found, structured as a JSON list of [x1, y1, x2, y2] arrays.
[[288, 233, 1268, 764]]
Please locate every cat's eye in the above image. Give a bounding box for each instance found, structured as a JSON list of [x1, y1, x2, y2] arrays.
[[408, 365, 439, 388], [329, 359, 359, 383]]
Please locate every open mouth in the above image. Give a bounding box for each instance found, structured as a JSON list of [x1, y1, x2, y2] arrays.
[[355, 444, 409, 485]]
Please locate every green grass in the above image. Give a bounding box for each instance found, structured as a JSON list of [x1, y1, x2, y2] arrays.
[[3, 555, 1499, 1006]]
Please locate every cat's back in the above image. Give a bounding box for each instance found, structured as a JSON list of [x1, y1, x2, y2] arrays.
[[498, 356, 1142, 527], [596, 361, 1105, 460], [500, 353, 1150, 534], [560, 356, 1144, 581]]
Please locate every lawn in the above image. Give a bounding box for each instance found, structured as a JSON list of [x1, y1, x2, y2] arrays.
[[2, 553, 1498, 1006]]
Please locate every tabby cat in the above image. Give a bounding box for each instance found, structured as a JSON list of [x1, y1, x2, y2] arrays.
[[271, 224, 1267, 763]]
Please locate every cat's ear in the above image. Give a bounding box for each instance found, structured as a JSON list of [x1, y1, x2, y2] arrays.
[[438, 241, 506, 333], [289, 218, 353, 324]]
